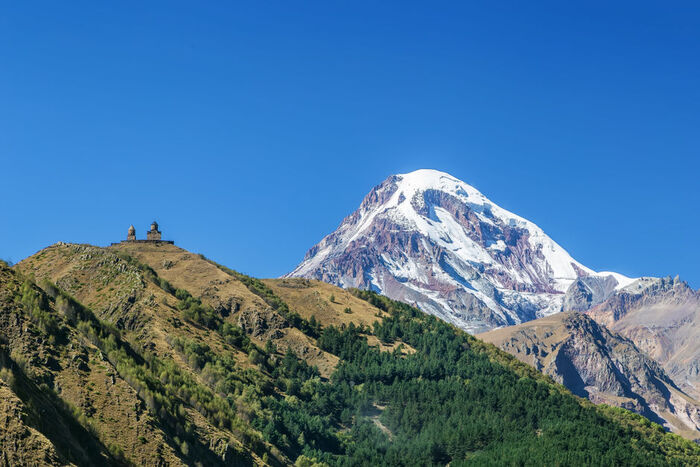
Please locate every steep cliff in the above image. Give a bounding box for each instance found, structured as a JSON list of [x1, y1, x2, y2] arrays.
[[585, 276, 700, 399]]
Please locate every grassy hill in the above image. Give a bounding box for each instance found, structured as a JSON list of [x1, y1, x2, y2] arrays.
[[4, 241, 699, 465]]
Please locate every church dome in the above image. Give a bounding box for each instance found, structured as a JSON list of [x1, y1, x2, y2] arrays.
[[151, 221, 159, 231], [128, 225, 135, 234]]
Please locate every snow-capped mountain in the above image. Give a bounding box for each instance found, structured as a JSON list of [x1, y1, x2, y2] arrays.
[[288, 169, 635, 333]]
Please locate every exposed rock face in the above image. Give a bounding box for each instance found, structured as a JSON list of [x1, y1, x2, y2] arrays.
[[288, 169, 631, 333], [237, 308, 288, 339], [479, 312, 700, 440], [562, 275, 620, 312], [586, 276, 700, 399]]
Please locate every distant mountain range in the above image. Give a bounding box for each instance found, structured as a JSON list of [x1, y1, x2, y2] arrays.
[[288, 169, 700, 439]]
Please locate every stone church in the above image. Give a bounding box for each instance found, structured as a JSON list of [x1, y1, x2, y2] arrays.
[[117, 221, 173, 244]]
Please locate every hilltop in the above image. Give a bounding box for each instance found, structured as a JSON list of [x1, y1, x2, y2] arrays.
[[2, 241, 698, 465]]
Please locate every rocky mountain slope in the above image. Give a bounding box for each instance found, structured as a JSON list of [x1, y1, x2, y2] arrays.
[[0, 378, 66, 466], [0, 259, 184, 465], [584, 276, 700, 399], [479, 312, 700, 440], [6, 242, 700, 464], [288, 169, 634, 333], [559, 273, 700, 399], [286, 168, 700, 444]]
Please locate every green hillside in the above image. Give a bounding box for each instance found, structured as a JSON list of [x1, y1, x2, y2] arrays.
[[4, 243, 699, 466]]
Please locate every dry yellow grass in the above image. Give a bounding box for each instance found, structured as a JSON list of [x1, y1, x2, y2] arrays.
[[0, 261, 185, 465], [16, 243, 272, 462], [110, 242, 270, 319], [112, 245, 410, 374], [265, 278, 415, 355], [478, 312, 574, 344], [14, 241, 416, 459], [0, 381, 65, 465], [110, 243, 343, 378], [263, 278, 389, 328]]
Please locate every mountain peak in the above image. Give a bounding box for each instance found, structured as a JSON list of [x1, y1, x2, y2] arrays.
[[289, 170, 633, 333], [388, 169, 489, 207], [395, 168, 466, 188]]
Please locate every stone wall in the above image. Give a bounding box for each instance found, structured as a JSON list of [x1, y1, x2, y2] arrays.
[[146, 230, 162, 241]]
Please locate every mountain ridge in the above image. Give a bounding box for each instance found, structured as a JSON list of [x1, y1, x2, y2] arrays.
[[288, 169, 635, 333], [286, 169, 700, 441], [585, 276, 700, 399], [6, 241, 699, 464], [479, 311, 700, 440]]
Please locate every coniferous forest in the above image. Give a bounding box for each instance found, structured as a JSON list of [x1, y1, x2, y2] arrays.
[[253, 289, 699, 466]]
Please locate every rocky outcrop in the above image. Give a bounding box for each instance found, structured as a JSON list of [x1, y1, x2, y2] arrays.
[[237, 308, 288, 339], [586, 276, 700, 399], [562, 275, 620, 312], [479, 312, 700, 440]]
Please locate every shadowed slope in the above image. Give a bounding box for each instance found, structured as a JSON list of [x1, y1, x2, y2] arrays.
[[480, 311, 700, 440]]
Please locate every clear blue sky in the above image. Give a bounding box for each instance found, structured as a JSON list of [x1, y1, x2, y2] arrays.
[[1, 2, 698, 287]]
